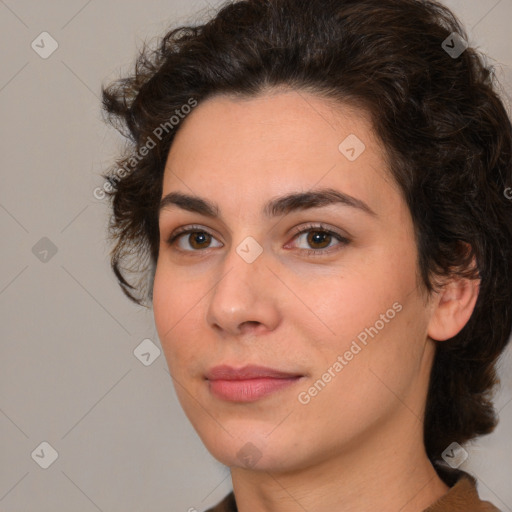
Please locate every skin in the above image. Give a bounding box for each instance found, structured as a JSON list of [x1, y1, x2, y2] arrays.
[[152, 88, 480, 512]]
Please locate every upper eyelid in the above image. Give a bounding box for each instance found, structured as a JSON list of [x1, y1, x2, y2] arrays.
[[168, 223, 345, 238], [290, 223, 348, 239]]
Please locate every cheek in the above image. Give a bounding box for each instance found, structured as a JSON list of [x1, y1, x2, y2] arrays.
[[307, 246, 422, 404], [152, 266, 198, 369], [315, 252, 415, 345], [152, 266, 174, 340]]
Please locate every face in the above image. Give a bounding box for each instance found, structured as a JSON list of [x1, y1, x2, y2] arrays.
[[153, 89, 436, 472]]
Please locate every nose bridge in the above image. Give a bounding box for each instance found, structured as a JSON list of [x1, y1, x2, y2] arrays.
[[206, 237, 280, 334], [212, 236, 266, 310]]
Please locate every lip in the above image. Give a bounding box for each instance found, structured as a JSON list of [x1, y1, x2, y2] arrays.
[[205, 365, 304, 402], [205, 364, 302, 380]]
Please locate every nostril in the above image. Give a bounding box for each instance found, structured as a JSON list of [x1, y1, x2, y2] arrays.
[[239, 320, 263, 334]]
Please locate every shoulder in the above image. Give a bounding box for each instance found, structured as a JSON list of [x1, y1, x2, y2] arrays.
[[424, 465, 501, 512]]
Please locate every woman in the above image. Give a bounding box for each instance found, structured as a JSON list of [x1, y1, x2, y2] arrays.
[[100, 0, 512, 510]]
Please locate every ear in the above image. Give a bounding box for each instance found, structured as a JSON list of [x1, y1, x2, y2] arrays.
[[427, 271, 480, 342]]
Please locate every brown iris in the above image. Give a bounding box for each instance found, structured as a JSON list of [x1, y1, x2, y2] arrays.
[[188, 231, 212, 249], [305, 230, 332, 250]]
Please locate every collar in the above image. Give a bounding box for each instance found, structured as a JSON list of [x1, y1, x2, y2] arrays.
[[205, 468, 500, 512]]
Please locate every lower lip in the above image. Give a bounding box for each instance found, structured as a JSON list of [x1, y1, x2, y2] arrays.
[[208, 377, 301, 402]]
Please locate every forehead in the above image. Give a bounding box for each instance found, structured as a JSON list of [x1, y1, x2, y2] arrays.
[[161, 90, 396, 218]]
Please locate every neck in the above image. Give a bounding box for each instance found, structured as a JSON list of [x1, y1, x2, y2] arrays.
[[229, 412, 449, 512]]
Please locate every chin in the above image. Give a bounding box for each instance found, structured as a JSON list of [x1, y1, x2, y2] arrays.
[[193, 421, 311, 473]]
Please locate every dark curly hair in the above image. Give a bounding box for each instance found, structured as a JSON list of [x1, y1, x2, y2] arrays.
[[100, 0, 512, 466]]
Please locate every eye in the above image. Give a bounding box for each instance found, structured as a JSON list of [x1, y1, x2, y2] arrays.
[[165, 223, 350, 256], [287, 223, 350, 256], [166, 225, 222, 252]]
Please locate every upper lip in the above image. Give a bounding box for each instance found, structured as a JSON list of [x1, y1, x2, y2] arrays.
[[205, 365, 303, 381]]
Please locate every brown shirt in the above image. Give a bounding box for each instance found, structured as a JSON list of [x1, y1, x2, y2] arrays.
[[205, 469, 501, 512]]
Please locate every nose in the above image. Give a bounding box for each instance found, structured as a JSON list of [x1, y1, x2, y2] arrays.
[[205, 241, 281, 337]]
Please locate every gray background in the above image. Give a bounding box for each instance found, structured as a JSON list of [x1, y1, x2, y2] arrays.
[[0, 1, 511, 511]]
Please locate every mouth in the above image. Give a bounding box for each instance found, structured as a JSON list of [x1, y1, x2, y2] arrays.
[[205, 365, 304, 403]]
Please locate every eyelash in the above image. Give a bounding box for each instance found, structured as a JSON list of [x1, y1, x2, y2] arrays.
[[165, 223, 350, 256]]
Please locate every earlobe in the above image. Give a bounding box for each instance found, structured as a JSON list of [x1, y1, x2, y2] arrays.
[[427, 274, 480, 342]]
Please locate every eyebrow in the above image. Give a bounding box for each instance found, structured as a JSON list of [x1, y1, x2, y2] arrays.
[[159, 187, 376, 219]]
